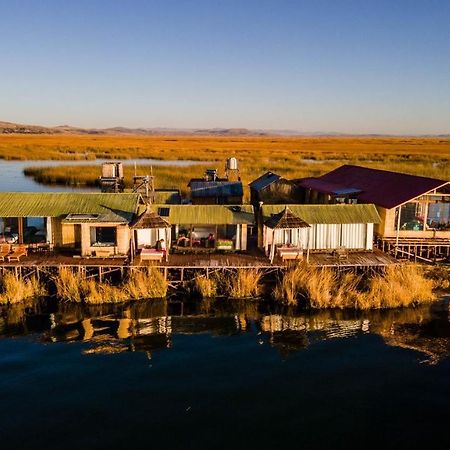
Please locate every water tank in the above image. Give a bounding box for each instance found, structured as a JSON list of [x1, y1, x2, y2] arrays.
[[102, 162, 124, 178], [226, 157, 238, 171]]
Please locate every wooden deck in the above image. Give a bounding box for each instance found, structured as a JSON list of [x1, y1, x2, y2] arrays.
[[0, 249, 397, 271], [307, 249, 397, 268]]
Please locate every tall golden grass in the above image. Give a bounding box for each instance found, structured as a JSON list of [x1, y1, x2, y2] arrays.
[[2, 135, 450, 161], [0, 272, 47, 304], [223, 269, 262, 299], [274, 264, 435, 309], [193, 275, 217, 298], [55, 267, 168, 303], [11, 135, 450, 199]]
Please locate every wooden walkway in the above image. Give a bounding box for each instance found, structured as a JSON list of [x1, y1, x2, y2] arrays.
[[0, 250, 398, 271]]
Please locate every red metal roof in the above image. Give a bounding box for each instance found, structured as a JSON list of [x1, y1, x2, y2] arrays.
[[299, 165, 449, 209]]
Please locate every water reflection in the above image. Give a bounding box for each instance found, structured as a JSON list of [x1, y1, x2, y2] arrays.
[[1, 297, 449, 363]]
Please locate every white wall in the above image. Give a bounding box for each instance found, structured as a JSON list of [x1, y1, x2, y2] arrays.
[[264, 223, 373, 253]]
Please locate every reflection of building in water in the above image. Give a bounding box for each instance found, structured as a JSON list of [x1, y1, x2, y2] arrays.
[[259, 314, 368, 355], [2, 299, 448, 363]]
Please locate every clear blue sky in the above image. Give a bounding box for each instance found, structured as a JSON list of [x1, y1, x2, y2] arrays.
[[1, 0, 449, 134]]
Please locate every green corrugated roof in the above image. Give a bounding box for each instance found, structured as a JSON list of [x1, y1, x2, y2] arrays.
[[261, 204, 380, 224], [150, 204, 255, 225], [0, 193, 140, 223]]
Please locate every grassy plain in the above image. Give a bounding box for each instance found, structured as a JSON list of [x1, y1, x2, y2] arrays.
[[1, 134, 449, 195]]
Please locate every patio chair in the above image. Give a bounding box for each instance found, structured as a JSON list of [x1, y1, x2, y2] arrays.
[[0, 244, 11, 261], [7, 244, 28, 262]]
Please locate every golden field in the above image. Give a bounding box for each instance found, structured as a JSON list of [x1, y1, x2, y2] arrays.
[[2, 134, 450, 196]]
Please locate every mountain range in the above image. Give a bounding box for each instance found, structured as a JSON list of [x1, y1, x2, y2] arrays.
[[0, 120, 448, 137]]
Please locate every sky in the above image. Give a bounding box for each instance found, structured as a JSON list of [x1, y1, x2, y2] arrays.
[[0, 0, 449, 134]]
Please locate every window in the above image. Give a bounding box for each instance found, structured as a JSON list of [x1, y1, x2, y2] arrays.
[[91, 227, 116, 246], [158, 207, 170, 217], [396, 203, 425, 231], [24, 217, 47, 244], [427, 202, 450, 230]]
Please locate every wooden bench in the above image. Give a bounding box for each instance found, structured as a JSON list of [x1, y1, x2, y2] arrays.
[[0, 244, 11, 261], [7, 244, 28, 262], [140, 249, 164, 262], [94, 248, 115, 258], [277, 247, 303, 260]]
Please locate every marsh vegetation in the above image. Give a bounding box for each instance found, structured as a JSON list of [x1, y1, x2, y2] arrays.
[[4, 135, 448, 197], [274, 263, 435, 309]]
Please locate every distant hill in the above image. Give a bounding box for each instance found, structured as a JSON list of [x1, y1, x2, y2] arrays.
[[0, 121, 275, 136], [0, 120, 448, 137]]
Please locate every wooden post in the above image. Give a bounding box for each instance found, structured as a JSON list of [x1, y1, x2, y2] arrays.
[[270, 228, 276, 264], [395, 206, 401, 248], [18, 217, 24, 244]]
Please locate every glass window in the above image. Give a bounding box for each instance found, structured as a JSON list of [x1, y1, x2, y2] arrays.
[[91, 227, 116, 246], [24, 217, 47, 244], [427, 202, 450, 230], [396, 202, 425, 231], [0, 218, 19, 243]]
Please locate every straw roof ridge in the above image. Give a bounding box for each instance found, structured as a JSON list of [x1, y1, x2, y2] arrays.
[[265, 206, 310, 229]]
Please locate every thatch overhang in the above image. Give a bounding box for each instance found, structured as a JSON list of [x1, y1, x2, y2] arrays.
[[148, 204, 254, 225], [261, 204, 381, 225], [0, 192, 140, 223], [130, 208, 171, 229], [265, 207, 310, 229]]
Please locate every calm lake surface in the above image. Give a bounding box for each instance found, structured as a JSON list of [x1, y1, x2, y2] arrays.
[[0, 297, 449, 450], [0, 159, 204, 192]]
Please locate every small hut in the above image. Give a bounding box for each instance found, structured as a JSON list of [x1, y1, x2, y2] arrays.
[[130, 207, 171, 261], [264, 207, 311, 262]]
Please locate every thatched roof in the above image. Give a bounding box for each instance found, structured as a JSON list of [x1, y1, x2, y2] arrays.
[[265, 207, 310, 229], [0, 193, 140, 223], [261, 204, 380, 225], [142, 204, 254, 225], [130, 208, 170, 229]]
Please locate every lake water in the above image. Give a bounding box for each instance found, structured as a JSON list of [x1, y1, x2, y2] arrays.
[[0, 159, 205, 192], [0, 297, 449, 450]]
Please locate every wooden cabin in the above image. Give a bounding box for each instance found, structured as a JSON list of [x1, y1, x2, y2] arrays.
[[0, 193, 140, 257], [299, 165, 450, 261], [260, 204, 380, 261], [151, 204, 254, 252], [249, 171, 300, 209]]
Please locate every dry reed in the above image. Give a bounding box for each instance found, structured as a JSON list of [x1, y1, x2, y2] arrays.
[[193, 275, 217, 298], [0, 273, 47, 304], [224, 269, 262, 299], [274, 263, 435, 309], [13, 135, 450, 201], [55, 267, 168, 303]]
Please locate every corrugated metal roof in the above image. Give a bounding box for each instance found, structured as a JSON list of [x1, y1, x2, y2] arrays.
[[150, 204, 254, 225], [299, 165, 449, 209], [188, 181, 243, 198], [249, 171, 281, 190], [261, 204, 380, 224], [0, 193, 140, 223]]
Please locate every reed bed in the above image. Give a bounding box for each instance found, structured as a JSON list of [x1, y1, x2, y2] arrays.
[[2, 135, 450, 162], [274, 264, 435, 309], [223, 269, 262, 299], [55, 267, 168, 303], [14, 135, 450, 200], [193, 275, 217, 298], [0, 273, 47, 304]]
